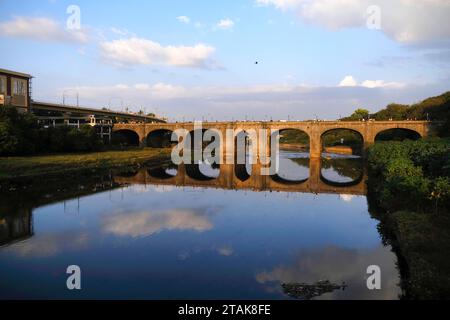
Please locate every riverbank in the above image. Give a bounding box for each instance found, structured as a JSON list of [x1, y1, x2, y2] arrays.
[[0, 148, 171, 181], [279, 143, 354, 155], [367, 138, 450, 299]]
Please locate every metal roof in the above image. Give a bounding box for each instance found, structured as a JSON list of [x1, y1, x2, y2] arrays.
[[0, 68, 33, 78]]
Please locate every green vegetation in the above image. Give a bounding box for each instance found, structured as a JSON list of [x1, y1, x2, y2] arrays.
[[321, 157, 363, 181], [322, 129, 362, 150], [0, 148, 170, 181], [343, 91, 450, 137], [279, 129, 363, 152], [279, 129, 309, 145], [368, 139, 450, 213], [367, 138, 450, 299], [343, 108, 370, 121], [0, 105, 103, 156]]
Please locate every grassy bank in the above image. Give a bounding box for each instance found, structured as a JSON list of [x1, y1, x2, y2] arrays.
[[0, 148, 171, 181], [367, 138, 450, 299]]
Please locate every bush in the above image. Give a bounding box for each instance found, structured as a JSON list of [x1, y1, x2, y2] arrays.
[[368, 138, 450, 214], [0, 105, 103, 156]]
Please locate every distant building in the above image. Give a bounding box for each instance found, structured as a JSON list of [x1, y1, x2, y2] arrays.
[[0, 68, 32, 112]]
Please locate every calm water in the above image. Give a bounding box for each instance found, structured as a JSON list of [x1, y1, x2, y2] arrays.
[[0, 151, 400, 299]]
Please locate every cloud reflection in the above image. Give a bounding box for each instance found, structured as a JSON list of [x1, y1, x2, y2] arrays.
[[5, 232, 89, 258], [102, 208, 214, 238], [339, 194, 355, 202], [216, 246, 234, 256], [256, 245, 400, 300]]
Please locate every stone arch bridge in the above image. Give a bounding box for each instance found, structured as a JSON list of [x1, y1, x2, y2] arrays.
[[113, 120, 431, 158]]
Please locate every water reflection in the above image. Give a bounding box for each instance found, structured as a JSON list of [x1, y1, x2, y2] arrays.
[[273, 151, 309, 183], [321, 153, 363, 185], [0, 153, 400, 299], [0, 208, 33, 247], [256, 245, 400, 300], [102, 208, 215, 238]]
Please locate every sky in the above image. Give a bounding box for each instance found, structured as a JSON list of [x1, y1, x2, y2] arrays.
[[0, 0, 449, 121]]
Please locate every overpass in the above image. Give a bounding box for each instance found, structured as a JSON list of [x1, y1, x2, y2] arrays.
[[114, 157, 367, 196], [113, 120, 431, 158], [31, 100, 166, 142], [32, 101, 165, 124]]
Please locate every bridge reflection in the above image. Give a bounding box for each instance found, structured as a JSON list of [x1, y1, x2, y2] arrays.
[[115, 157, 367, 196], [0, 157, 366, 248], [0, 207, 33, 247]]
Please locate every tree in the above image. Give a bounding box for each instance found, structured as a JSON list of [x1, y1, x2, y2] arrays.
[[0, 105, 103, 155], [373, 103, 409, 120], [0, 120, 20, 155], [344, 108, 369, 121]]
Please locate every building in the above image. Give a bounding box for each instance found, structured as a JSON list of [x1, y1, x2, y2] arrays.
[[0, 68, 32, 112]]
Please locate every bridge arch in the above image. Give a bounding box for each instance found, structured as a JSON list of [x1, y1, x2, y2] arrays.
[[234, 129, 256, 182], [185, 163, 220, 181], [147, 164, 178, 180], [271, 128, 310, 183], [112, 129, 140, 146], [375, 128, 421, 142], [277, 128, 310, 149], [321, 128, 364, 156], [146, 129, 175, 148], [320, 156, 364, 187]]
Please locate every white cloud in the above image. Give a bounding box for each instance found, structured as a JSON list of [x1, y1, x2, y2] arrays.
[[0, 16, 88, 43], [339, 75, 358, 87], [177, 16, 191, 24], [100, 37, 216, 68], [217, 18, 235, 30], [339, 75, 404, 88], [110, 27, 134, 37], [255, 0, 450, 44], [361, 79, 404, 88]]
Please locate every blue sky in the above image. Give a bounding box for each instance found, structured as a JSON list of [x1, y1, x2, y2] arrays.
[[1, 0, 449, 120]]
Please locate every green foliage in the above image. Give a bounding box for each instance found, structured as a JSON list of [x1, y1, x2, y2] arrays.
[[0, 105, 103, 156], [372, 103, 409, 120], [348, 108, 369, 121], [368, 139, 450, 213], [279, 129, 309, 145], [430, 177, 450, 208], [342, 91, 450, 137], [322, 129, 362, 148], [0, 120, 20, 154]]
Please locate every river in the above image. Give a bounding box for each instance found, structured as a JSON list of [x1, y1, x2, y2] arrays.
[[0, 151, 401, 299]]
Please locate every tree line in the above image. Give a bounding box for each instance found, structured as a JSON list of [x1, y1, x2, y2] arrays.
[[342, 91, 450, 136], [0, 105, 103, 156]]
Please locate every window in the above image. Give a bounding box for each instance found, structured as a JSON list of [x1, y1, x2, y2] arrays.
[[13, 78, 27, 96], [0, 76, 6, 94]]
